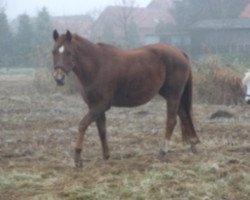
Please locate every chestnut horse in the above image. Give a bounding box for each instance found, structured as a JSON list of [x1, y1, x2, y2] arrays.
[[52, 30, 199, 167]]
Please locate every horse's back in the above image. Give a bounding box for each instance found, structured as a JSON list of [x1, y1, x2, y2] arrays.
[[95, 42, 191, 107], [109, 44, 185, 107], [145, 43, 190, 64]]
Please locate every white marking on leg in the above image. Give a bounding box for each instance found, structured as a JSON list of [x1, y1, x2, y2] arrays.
[[163, 139, 171, 153], [190, 137, 199, 144]]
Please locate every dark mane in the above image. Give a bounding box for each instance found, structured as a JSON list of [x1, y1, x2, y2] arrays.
[[97, 42, 116, 48]]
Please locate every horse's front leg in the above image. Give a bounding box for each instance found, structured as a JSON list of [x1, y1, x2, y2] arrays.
[[75, 111, 96, 168], [96, 113, 110, 160]]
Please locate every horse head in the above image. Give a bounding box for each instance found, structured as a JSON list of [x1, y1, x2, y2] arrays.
[[52, 30, 74, 86], [243, 71, 250, 104]]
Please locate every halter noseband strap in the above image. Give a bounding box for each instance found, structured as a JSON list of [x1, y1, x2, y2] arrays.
[[55, 64, 75, 75]]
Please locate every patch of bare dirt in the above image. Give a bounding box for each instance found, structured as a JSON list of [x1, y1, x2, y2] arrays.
[[0, 75, 249, 200]]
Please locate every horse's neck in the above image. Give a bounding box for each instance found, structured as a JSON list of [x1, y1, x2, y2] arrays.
[[72, 36, 100, 86]]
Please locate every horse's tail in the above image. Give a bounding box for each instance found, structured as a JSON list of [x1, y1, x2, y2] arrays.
[[181, 71, 193, 115], [179, 55, 199, 144], [181, 53, 193, 116]]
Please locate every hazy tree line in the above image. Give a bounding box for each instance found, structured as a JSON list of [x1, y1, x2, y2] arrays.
[[157, 0, 250, 37], [171, 0, 250, 29], [0, 7, 53, 68], [1, 0, 250, 68]]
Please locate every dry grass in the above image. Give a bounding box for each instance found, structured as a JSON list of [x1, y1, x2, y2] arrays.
[[0, 72, 250, 200], [33, 68, 82, 95], [193, 56, 245, 105]]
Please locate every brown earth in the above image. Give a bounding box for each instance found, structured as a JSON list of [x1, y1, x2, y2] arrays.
[[0, 75, 249, 200]]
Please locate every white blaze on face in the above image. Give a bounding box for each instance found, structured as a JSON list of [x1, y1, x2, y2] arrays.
[[59, 45, 65, 54]]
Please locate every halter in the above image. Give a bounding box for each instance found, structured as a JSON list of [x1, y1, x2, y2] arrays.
[[246, 94, 250, 97], [54, 56, 76, 75], [54, 65, 73, 75]]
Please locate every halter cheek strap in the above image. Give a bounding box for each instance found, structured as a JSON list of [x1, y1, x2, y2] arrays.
[[66, 64, 75, 74], [64, 55, 76, 74]]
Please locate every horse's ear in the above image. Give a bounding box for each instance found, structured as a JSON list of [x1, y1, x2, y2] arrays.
[[66, 30, 72, 42], [53, 30, 59, 41]]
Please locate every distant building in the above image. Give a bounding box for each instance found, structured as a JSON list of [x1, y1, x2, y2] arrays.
[[52, 15, 93, 39], [158, 2, 250, 58], [91, 0, 174, 46], [190, 18, 250, 57]]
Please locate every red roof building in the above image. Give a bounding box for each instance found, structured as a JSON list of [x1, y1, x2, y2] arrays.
[[53, 15, 93, 39], [91, 0, 174, 46]]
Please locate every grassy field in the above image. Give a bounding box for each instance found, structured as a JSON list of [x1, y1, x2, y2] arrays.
[[0, 68, 35, 76], [0, 72, 249, 200]]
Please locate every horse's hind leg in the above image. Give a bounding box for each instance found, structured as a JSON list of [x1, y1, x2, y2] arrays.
[[178, 105, 199, 153], [159, 96, 179, 156], [96, 113, 110, 160]]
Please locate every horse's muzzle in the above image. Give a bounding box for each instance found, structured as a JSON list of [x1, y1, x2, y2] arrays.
[[53, 68, 66, 86]]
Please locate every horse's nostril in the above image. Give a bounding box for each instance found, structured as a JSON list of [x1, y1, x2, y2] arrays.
[[54, 74, 65, 86]]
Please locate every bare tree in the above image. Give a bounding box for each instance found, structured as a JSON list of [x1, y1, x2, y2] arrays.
[[115, 0, 139, 47], [53, 15, 93, 39], [88, 7, 103, 20], [171, 0, 250, 29], [91, 0, 140, 47]]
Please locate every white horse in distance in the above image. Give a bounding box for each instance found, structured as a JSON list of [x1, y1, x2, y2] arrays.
[[242, 70, 250, 104]]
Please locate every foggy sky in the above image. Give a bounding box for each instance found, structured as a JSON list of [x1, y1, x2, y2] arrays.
[[4, 0, 151, 19]]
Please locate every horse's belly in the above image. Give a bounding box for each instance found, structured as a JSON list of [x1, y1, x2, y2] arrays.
[[112, 87, 159, 107], [112, 65, 165, 107]]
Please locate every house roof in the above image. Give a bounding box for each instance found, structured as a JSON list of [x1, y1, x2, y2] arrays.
[[147, 0, 173, 10], [135, 7, 174, 29], [192, 18, 250, 30], [53, 15, 93, 38], [93, 5, 173, 30]]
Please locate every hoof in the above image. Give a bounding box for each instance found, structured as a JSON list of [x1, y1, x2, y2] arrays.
[[157, 149, 166, 160], [189, 137, 200, 154], [190, 143, 197, 154], [103, 154, 110, 160], [75, 159, 83, 168], [75, 148, 83, 168]]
